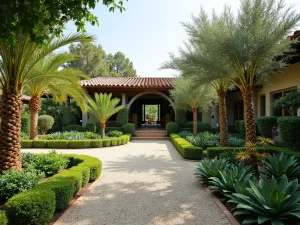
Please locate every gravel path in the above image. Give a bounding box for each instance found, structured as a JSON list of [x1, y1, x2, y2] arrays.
[[23, 140, 230, 225]]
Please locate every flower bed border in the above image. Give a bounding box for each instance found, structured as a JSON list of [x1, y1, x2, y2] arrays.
[[21, 134, 132, 149], [170, 133, 203, 160]]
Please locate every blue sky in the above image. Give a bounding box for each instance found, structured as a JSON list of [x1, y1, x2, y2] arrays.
[[63, 0, 300, 78]]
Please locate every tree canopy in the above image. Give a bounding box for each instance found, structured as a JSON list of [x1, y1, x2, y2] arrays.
[[0, 0, 126, 45], [272, 89, 300, 116], [66, 42, 137, 77]]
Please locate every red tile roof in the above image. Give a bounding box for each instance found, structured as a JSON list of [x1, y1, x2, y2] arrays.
[[81, 77, 176, 88]]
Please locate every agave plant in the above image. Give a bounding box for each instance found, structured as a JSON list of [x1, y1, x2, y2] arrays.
[[219, 150, 238, 164], [229, 175, 300, 225], [259, 152, 300, 181], [209, 162, 253, 201], [194, 157, 228, 185]]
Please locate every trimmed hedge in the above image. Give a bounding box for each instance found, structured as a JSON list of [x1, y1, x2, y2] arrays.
[[5, 190, 56, 225], [122, 123, 135, 136], [0, 211, 7, 225], [166, 122, 179, 135], [54, 170, 82, 195], [21, 134, 132, 149], [257, 116, 277, 138], [278, 116, 300, 151], [69, 166, 90, 187], [170, 134, 203, 160], [69, 140, 91, 149], [85, 122, 96, 133], [206, 146, 299, 158]]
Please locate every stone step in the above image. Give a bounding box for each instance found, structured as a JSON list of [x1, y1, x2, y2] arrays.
[[132, 137, 170, 140], [135, 131, 167, 137]]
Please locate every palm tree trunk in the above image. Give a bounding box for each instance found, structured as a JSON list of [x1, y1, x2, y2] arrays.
[[0, 87, 22, 171], [28, 95, 41, 140], [241, 86, 256, 143], [100, 122, 106, 138], [192, 108, 198, 136], [218, 89, 229, 146]]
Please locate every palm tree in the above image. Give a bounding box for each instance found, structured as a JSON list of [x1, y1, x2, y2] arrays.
[[24, 53, 89, 140], [172, 0, 300, 143], [0, 32, 93, 171], [87, 93, 124, 138], [170, 77, 217, 135]]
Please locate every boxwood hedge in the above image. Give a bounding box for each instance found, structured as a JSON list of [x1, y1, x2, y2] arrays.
[[0, 211, 7, 225], [278, 116, 300, 151], [170, 134, 203, 160], [4, 155, 102, 225], [257, 116, 277, 138], [21, 134, 132, 149]]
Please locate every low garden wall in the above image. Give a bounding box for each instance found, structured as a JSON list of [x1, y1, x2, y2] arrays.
[[21, 134, 132, 149], [1, 154, 102, 225], [170, 133, 203, 160]]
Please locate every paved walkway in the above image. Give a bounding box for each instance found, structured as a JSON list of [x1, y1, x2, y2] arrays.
[[24, 140, 230, 225]]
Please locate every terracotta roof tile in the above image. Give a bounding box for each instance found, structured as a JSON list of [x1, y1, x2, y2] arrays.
[[81, 77, 176, 88]]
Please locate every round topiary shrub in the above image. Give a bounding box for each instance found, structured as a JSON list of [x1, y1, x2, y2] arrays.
[[116, 108, 128, 126], [38, 115, 54, 135], [278, 117, 300, 151], [5, 190, 56, 225], [257, 116, 278, 138], [122, 123, 135, 136], [166, 122, 179, 135]]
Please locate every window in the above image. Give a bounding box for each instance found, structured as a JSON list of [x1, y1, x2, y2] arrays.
[[260, 95, 266, 116], [234, 101, 244, 121], [271, 87, 297, 116]]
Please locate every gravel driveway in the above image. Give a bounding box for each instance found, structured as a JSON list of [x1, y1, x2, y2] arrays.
[[23, 140, 230, 225]]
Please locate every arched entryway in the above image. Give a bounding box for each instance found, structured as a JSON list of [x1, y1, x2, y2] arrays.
[[127, 91, 175, 128]]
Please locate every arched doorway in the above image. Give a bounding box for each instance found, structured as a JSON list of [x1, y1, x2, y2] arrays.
[[127, 91, 175, 128]]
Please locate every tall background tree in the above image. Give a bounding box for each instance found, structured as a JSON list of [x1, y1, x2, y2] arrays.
[[66, 42, 137, 77], [175, 0, 300, 143], [170, 78, 217, 135]]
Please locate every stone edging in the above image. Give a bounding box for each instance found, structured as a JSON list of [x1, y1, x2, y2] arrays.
[[52, 173, 104, 225], [204, 187, 240, 225]]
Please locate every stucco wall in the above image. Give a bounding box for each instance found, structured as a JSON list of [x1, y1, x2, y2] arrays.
[[255, 62, 300, 117]]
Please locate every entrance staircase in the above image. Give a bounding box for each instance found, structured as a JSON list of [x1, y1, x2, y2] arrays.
[[132, 128, 169, 140]]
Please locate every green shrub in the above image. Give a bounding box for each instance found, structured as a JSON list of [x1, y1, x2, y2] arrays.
[[85, 122, 96, 133], [186, 132, 220, 149], [239, 120, 245, 138], [21, 152, 36, 169], [178, 131, 193, 138], [197, 122, 212, 132], [61, 106, 72, 126], [33, 151, 69, 176], [257, 116, 278, 138], [259, 152, 300, 180], [122, 123, 135, 136], [116, 108, 128, 126], [166, 122, 179, 135], [47, 140, 69, 148], [229, 175, 300, 225], [0, 211, 7, 225], [35, 178, 74, 211], [278, 116, 300, 151], [107, 130, 123, 137], [69, 166, 90, 187], [228, 136, 245, 147], [102, 139, 111, 147], [195, 157, 229, 185], [207, 147, 246, 158], [32, 140, 47, 148], [234, 120, 240, 134], [185, 121, 194, 128], [170, 134, 203, 160], [106, 127, 123, 133], [69, 140, 91, 149], [21, 112, 30, 134], [38, 115, 54, 135], [90, 140, 103, 148], [62, 125, 86, 132], [110, 139, 118, 146], [5, 190, 55, 225], [54, 170, 82, 195], [179, 128, 193, 132], [21, 132, 29, 140], [0, 169, 45, 200], [47, 131, 99, 140], [21, 140, 33, 148], [175, 109, 187, 127]]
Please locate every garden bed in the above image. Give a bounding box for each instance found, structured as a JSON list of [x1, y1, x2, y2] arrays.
[[0, 152, 102, 225], [22, 134, 132, 149]]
